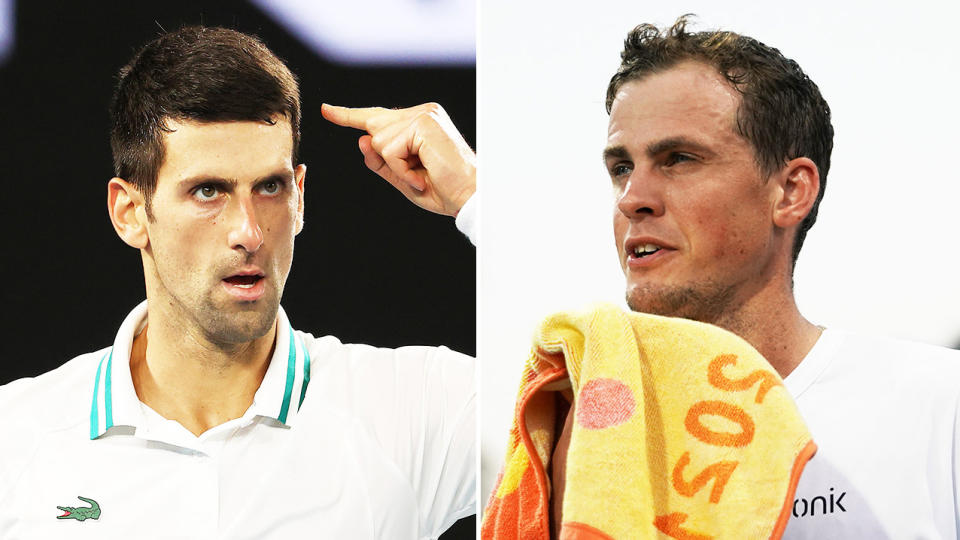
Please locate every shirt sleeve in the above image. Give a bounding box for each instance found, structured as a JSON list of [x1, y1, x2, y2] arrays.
[[454, 193, 477, 246], [326, 342, 476, 538], [403, 346, 476, 538]]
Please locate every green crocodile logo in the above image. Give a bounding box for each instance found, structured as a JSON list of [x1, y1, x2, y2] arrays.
[[56, 496, 100, 521]]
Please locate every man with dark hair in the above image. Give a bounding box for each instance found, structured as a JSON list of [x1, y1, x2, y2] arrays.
[[0, 26, 477, 538], [502, 17, 960, 538], [110, 26, 304, 220]]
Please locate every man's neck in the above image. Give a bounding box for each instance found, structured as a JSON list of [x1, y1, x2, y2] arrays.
[[710, 279, 821, 379], [129, 309, 276, 437]]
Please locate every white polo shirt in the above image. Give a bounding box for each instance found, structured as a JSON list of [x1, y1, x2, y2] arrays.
[[0, 302, 475, 539]]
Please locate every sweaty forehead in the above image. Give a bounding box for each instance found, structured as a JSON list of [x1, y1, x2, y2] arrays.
[[607, 61, 741, 146], [157, 117, 294, 185]]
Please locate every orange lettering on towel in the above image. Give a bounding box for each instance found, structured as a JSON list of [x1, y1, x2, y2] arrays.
[[685, 401, 755, 447], [654, 512, 714, 540], [707, 354, 783, 404], [671, 451, 739, 503], [657, 354, 773, 538]]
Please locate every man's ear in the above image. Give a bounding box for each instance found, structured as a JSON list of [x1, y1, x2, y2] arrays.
[[108, 178, 149, 249], [772, 157, 820, 230], [294, 164, 307, 235]]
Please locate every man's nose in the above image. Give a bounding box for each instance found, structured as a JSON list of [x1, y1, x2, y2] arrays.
[[226, 196, 263, 253], [616, 170, 665, 219]]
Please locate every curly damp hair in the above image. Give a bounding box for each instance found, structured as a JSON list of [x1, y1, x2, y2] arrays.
[[606, 15, 833, 265], [110, 26, 300, 217]]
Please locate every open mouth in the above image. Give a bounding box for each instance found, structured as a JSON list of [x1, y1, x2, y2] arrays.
[[223, 274, 264, 288], [632, 243, 662, 258]]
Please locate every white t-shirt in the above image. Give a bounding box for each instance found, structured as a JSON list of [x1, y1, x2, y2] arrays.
[[0, 302, 475, 539], [783, 328, 960, 539]]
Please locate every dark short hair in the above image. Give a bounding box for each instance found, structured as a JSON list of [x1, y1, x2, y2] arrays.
[[110, 26, 300, 215], [606, 15, 833, 265]]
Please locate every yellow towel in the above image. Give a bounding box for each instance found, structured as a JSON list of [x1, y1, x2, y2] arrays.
[[482, 304, 815, 540]]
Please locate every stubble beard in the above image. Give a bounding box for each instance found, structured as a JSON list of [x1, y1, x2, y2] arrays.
[[625, 280, 737, 326], [153, 263, 284, 349], [192, 292, 281, 347]]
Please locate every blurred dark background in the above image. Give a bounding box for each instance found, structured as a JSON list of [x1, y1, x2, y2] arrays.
[[0, 1, 475, 536]]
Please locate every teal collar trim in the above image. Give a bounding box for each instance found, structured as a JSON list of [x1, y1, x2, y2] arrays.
[[276, 326, 313, 423], [278, 326, 296, 423], [257, 308, 312, 425], [88, 349, 114, 439], [89, 302, 148, 440], [299, 338, 312, 411]]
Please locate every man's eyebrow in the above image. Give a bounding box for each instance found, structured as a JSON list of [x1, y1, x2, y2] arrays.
[[256, 170, 295, 184], [602, 145, 630, 163], [645, 136, 712, 158], [177, 169, 294, 188], [178, 175, 238, 188]]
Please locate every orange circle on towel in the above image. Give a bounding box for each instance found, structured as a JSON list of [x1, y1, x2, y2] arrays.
[[577, 378, 636, 429]]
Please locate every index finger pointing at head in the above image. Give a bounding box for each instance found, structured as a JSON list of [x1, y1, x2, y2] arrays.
[[321, 104, 388, 130]]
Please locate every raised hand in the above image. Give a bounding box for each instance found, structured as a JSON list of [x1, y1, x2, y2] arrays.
[[322, 103, 476, 217]]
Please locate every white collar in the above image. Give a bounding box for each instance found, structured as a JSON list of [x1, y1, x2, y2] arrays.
[[88, 301, 311, 439]]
